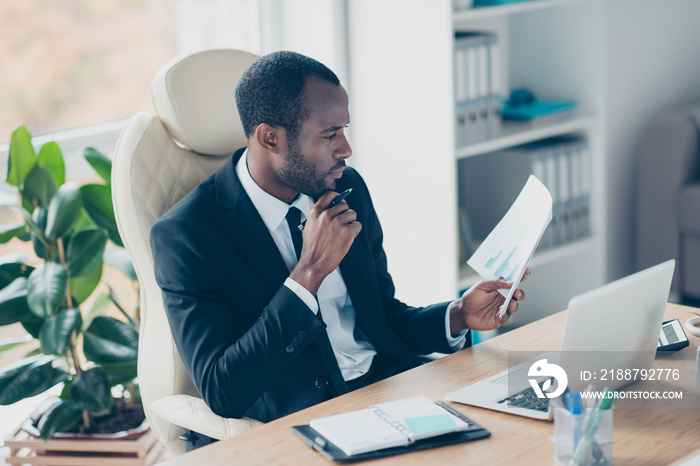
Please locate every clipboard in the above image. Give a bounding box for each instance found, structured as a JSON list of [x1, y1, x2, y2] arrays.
[[291, 402, 491, 462]]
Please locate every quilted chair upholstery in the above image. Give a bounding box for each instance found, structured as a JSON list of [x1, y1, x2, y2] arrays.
[[112, 49, 262, 455]]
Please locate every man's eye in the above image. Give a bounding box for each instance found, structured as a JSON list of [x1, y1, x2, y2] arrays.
[[325, 133, 337, 140]]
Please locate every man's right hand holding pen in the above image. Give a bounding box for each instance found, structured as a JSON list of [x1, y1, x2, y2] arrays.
[[289, 189, 361, 296]]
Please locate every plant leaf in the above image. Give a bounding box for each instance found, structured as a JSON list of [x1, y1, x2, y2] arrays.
[[65, 227, 107, 277], [38, 399, 82, 440], [68, 263, 102, 305], [102, 361, 138, 387], [49, 368, 70, 388], [21, 316, 44, 339], [31, 206, 49, 260], [0, 222, 26, 244], [12, 206, 46, 244], [82, 292, 111, 331], [73, 208, 95, 230], [0, 277, 34, 326], [45, 182, 82, 240], [22, 165, 57, 208], [39, 308, 81, 355], [59, 378, 72, 399], [83, 147, 111, 184], [37, 141, 66, 187], [70, 367, 112, 414], [0, 355, 54, 405], [27, 263, 68, 319], [79, 184, 122, 246], [0, 260, 34, 290], [0, 335, 34, 356], [103, 247, 137, 281], [6, 125, 37, 187], [83, 316, 138, 364], [0, 252, 33, 266]]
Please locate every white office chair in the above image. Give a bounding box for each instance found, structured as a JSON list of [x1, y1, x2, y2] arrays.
[[112, 49, 262, 455]]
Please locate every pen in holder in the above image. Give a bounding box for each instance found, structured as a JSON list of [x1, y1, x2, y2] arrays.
[[554, 389, 613, 466]]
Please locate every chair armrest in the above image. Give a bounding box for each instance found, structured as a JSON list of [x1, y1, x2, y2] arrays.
[[151, 394, 263, 441]]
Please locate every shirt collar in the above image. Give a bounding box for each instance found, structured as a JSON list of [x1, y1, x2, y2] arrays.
[[236, 149, 314, 233]]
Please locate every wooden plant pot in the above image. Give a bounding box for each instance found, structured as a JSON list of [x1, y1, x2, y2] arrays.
[[4, 400, 165, 466]]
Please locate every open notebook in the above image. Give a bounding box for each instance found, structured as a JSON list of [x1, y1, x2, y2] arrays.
[[292, 395, 490, 461]]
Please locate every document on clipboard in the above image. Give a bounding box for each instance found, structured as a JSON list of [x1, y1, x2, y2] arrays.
[[467, 175, 553, 318]]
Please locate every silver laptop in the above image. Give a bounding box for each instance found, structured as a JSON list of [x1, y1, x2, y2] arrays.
[[444, 259, 675, 420]]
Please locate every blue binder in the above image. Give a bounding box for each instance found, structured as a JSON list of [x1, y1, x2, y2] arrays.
[[474, 0, 535, 5], [501, 89, 576, 121]]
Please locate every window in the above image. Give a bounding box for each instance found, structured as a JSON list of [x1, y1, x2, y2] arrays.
[[0, 0, 261, 143]]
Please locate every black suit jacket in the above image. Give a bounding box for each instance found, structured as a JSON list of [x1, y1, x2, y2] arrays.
[[151, 148, 469, 422]]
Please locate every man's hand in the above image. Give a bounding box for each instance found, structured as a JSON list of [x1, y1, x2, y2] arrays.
[[289, 191, 362, 295], [449, 268, 530, 334]]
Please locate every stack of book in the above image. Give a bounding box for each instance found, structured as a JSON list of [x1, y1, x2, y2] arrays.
[[458, 135, 591, 260], [454, 31, 502, 146]]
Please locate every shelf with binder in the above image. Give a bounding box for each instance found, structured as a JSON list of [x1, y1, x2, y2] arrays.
[[453, 0, 583, 23], [455, 111, 597, 160], [457, 134, 593, 249], [347, 0, 605, 323], [456, 133, 596, 302]]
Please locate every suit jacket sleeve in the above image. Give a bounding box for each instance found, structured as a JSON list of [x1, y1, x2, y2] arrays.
[[151, 216, 326, 419], [350, 172, 472, 355]]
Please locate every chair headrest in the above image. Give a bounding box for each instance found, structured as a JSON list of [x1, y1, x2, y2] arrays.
[[151, 49, 259, 156]]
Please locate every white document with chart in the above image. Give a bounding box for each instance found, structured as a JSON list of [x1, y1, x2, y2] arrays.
[[466, 175, 552, 318]]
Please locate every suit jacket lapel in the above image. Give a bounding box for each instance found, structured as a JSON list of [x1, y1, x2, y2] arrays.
[[340, 238, 420, 369], [215, 150, 289, 290]]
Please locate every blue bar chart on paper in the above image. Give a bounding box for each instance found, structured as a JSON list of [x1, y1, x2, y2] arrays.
[[485, 246, 521, 281], [467, 176, 553, 318]]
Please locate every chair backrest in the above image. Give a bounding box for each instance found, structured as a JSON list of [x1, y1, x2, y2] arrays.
[[112, 49, 259, 452], [636, 106, 700, 291]]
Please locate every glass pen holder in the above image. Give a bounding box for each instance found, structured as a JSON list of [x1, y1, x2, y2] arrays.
[[554, 407, 613, 466]]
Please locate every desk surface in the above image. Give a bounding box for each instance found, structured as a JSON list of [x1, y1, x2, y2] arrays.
[[162, 303, 700, 465]]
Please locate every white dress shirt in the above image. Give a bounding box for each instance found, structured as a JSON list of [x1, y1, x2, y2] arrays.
[[236, 150, 467, 381]]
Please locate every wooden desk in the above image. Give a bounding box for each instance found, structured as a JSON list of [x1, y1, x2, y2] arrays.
[[162, 303, 700, 465]]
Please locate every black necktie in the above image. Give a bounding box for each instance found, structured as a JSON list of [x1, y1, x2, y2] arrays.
[[285, 206, 349, 395], [286, 206, 304, 260]]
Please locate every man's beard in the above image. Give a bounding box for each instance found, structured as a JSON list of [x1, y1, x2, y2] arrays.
[[278, 140, 345, 199]]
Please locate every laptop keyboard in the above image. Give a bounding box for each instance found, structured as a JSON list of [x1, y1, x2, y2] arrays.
[[496, 379, 552, 412]]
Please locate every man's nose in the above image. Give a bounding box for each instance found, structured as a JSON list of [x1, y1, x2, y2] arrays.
[[337, 134, 352, 159]]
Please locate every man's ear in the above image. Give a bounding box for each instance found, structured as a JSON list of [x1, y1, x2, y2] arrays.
[[254, 124, 285, 153]]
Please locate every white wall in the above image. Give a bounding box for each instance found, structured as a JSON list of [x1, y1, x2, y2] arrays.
[[260, 0, 348, 86], [605, 0, 700, 281]]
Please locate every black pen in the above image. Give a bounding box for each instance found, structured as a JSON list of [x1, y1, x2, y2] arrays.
[[298, 188, 353, 231], [327, 187, 353, 209]]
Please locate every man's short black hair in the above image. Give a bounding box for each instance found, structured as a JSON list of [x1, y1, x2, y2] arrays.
[[235, 51, 340, 141]]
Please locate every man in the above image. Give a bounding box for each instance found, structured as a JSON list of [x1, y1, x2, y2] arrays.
[[150, 51, 527, 423]]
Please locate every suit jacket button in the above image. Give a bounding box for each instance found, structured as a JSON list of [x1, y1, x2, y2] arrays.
[[298, 331, 306, 339], [315, 376, 325, 389], [286, 345, 294, 353]]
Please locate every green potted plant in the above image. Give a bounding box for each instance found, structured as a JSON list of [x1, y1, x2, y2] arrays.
[[0, 124, 144, 443]]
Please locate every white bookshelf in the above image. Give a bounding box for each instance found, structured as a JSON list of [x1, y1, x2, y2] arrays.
[[455, 111, 597, 159], [347, 0, 606, 327], [452, 0, 582, 22]]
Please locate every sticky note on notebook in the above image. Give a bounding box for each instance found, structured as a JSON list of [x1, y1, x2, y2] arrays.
[[404, 414, 456, 435]]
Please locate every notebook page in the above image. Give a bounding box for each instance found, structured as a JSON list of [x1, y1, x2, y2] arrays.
[[375, 395, 470, 441], [309, 409, 409, 456]]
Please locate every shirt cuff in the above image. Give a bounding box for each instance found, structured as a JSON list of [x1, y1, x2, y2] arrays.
[[284, 277, 319, 314], [445, 300, 468, 352]]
